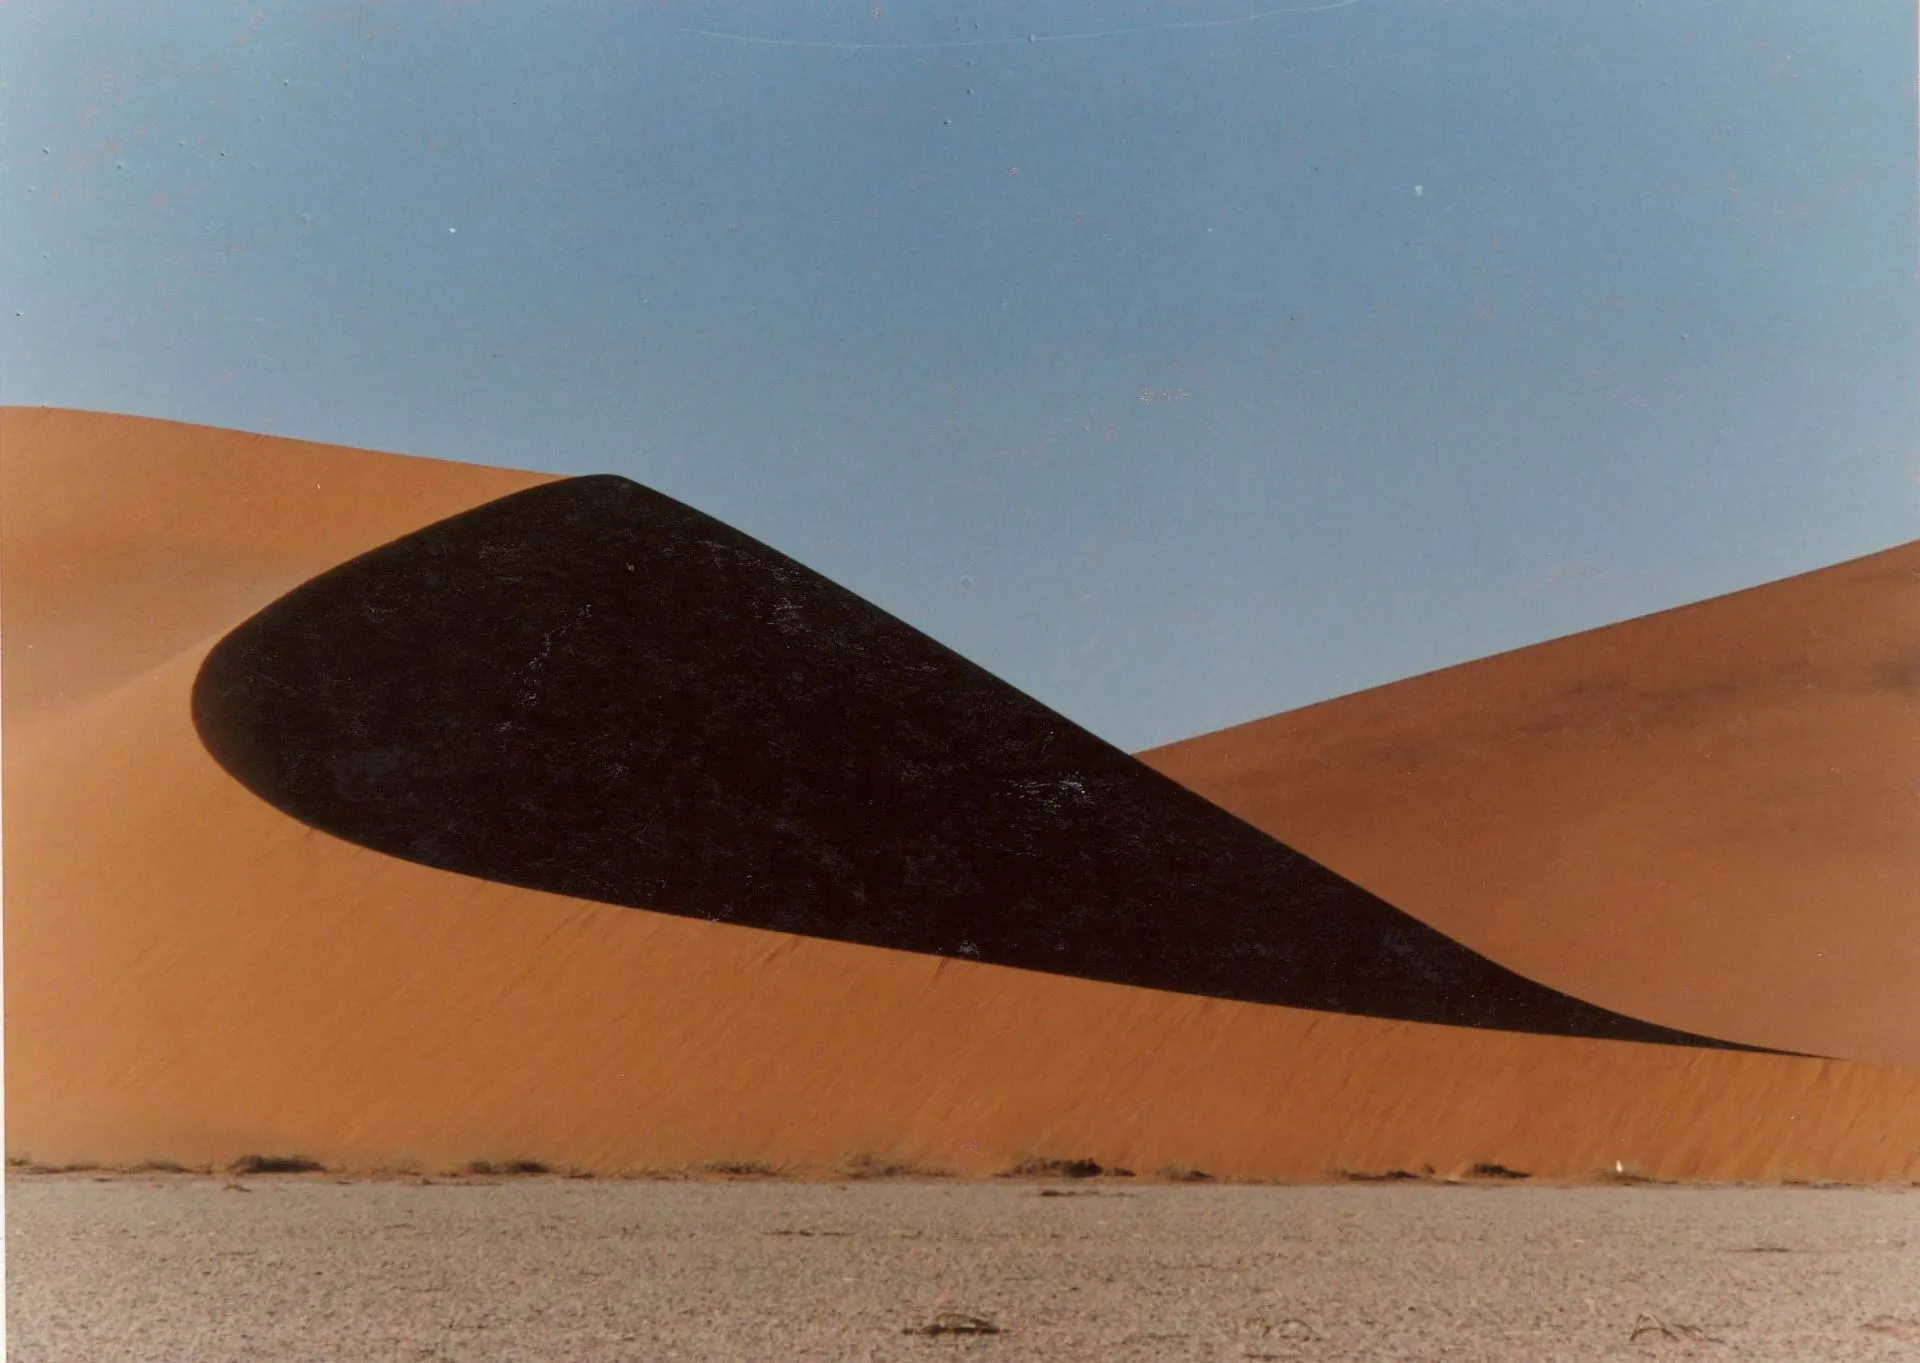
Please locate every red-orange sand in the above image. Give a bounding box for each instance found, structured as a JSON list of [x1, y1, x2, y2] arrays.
[[1141, 540, 1920, 1069], [7, 408, 1919, 1181]]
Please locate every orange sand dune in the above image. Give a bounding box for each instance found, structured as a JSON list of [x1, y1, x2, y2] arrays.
[[7, 408, 1919, 1181], [1141, 543, 1920, 1068]]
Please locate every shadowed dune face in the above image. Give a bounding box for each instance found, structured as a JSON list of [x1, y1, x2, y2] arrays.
[[1140, 543, 1920, 1067], [9, 409, 1920, 1181], [190, 474, 1746, 1049]]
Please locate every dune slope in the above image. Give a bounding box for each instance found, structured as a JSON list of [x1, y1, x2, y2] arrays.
[[1140, 543, 1920, 1068], [1, 407, 557, 736], [7, 408, 1918, 1180]]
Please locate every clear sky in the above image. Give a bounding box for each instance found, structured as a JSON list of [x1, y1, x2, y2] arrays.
[[6, 0, 1915, 750]]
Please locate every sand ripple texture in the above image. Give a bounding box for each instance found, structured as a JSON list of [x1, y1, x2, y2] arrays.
[[9, 1177, 1920, 1361]]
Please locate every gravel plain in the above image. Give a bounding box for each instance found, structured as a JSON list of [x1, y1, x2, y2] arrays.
[[9, 1174, 1920, 1362]]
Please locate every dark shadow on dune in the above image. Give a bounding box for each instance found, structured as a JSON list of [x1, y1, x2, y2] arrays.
[[191, 475, 1768, 1050]]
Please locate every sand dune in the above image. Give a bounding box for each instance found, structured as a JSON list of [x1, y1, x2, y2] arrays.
[[7, 407, 1919, 1181], [1140, 542, 1920, 1068]]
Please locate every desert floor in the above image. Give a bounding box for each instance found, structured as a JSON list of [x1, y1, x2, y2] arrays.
[[9, 1175, 1919, 1361]]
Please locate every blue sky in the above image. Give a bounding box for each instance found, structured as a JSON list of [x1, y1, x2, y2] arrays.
[[6, 0, 1915, 749]]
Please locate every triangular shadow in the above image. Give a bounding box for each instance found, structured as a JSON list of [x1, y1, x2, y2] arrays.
[[191, 475, 1770, 1051]]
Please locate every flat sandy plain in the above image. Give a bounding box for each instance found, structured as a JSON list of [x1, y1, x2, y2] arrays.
[[9, 1173, 1920, 1362]]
